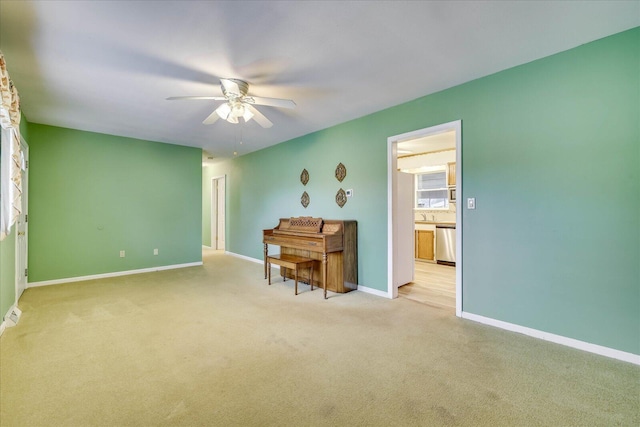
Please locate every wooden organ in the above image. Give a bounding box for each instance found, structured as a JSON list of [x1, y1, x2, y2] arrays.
[[263, 217, 358, 293]]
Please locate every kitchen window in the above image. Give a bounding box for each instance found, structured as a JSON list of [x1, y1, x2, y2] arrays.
[[416, 171, 448, 209]]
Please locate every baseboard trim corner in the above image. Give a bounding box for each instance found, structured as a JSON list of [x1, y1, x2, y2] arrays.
[[461, 311, 640, 365], [357, 285, 391, 298], [27, 262, 204, 288], [0, 304, 20, 335]]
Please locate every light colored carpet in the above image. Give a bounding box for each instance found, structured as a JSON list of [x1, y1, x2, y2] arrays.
[[1, 249, 638, 426]]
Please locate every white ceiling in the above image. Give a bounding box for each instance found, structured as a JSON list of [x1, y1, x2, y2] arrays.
[[1, 1, 638, 161]]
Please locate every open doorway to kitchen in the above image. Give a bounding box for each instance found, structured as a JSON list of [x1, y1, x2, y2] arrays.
[[387, 120, 461, 316]]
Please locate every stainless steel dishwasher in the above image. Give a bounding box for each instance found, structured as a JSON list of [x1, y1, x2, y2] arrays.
[[436, 224, 456, 266]]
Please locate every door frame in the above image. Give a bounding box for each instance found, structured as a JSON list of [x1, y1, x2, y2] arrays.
[[15, 135, 28, 302], [387, 120, 462, 316], [210, 175, 226, 250]]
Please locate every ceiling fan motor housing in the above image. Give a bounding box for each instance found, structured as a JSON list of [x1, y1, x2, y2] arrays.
[[221, 79, 249, 98]]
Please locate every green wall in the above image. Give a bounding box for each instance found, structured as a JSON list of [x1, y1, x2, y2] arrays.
[[207, 28, 639, 355], [205, 121, 388, 288], [27, 124, 202, 282], [0, 115, 29, 320]]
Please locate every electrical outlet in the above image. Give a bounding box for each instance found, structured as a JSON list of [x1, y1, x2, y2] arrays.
[[120, 250, 125, 258], [153, 248, 158, 255]]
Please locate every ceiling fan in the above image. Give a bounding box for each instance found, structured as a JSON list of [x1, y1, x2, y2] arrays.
[[166, 78, 296, 128]]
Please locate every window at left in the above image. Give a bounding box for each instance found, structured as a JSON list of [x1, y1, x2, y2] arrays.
[[0, 51, 23, 241]]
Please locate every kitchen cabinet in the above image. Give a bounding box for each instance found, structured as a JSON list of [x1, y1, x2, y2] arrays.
[[415, 230, 434, 261], [447, 162, 456, 187]]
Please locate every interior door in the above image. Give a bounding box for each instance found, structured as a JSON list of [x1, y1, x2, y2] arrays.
[[216, 176, 225, 250], [15, 139, 28, 299], [393, 171, 414, 288]]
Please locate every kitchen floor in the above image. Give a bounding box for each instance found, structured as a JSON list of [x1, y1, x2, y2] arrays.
[[398, 261, 456, 313]]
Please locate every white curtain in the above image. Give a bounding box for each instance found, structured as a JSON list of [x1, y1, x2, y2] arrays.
[[0, 50, 22, 241]]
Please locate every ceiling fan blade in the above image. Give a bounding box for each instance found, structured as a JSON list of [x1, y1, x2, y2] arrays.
[[246, 105, 273, 128], [220, 78, 241, 96], [202, 109, 221, 125], [247, 96, 296, 109], [166, 96, 226, 101]]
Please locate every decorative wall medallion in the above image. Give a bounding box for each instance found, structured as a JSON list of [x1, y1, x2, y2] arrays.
[[336, 188, 347, 208], [300, 168, 309, 186], [335, 162, 347, 182], [301, 191, 310, 208]]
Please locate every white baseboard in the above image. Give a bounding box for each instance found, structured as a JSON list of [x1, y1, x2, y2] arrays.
[[202, 245, 212, 249], [0, 304, 20, 336], [357, 285, 391, 298], [462, 312, 640, 365], [27, 262, 203, 288], [225, 251, 265, 265]]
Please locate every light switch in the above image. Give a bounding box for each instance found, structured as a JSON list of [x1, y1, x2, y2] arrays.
[[467, 198, 476, 210], [346, 189, 353, 197]]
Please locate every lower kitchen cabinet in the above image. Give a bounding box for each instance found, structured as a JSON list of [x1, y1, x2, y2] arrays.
[[415, 229, 434, 261]]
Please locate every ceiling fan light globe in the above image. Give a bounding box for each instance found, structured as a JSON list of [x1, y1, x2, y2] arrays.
[[216, 103, 232, 120], [242, 106, 254, 122], [231, 103, 245, 118]]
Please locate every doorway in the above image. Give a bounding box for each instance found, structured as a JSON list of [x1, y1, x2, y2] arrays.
[[387, 120, 462, 317], [211, 176, 226, 251]]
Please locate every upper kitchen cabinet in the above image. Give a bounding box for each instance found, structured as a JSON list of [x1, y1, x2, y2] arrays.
[[447, 162, 456, 187]]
